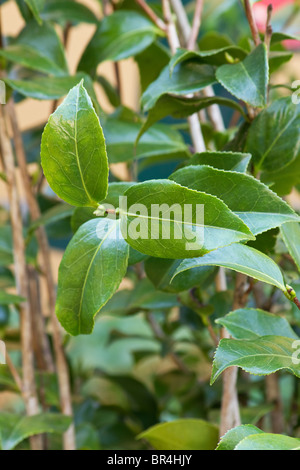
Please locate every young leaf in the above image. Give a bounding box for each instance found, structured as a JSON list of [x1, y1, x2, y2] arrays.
[[41, 82, 108, 207], [78, 11, 161, 75], [280, 222, 300, 272], [235, 433, 300, 450], [170, 46, 247, 70], [246, 97, 300, 173], [138, 419, 219, 450], [211, 335, 300, 384], [56, 218, 129, 335], [141, 62, 216, 111], [216, 44, 268, 108], [170, 165, 299, 235], [185, 151, 251, 173], [172, 243, 286, 292], [216, 424, 263, 450], [216, 308, 299, 341], [0, 413, 71, 450], [120, 179, 254, 259]]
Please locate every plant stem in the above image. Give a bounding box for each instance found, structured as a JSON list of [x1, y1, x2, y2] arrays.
[[187, 0, 203, 50], [244, 0, 261, 46], [135, 0, 167, 31]]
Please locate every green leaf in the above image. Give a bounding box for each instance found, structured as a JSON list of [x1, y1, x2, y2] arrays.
[[216, 424, 263, 450], [78, 11, 161, 75], [235, 433, 300, 450], [216, 308, 299, 341], [138, 419, 219, 450], [145, 257, 216, 293], [170, 165, 299, 235], [0, 21, 68, 76], [172, 243, 286, 291], [211, 335, 300, 384], [261, 154, 300, 196], [97, 76, 121, 108], [185, 151, 251, 173], [170, 46, 247, 70], [216, 43, 268, 108], [0, 413, 72, 450], [141, 62, 216, 111], [41, 82, 108, 208], [120, 179, 254, 259], [246, 97, 300, 173], [28, 203, 74, 234], [103, 119, 189, 163], [137, 94, 247, 140], [135, 42, 170, 92], [56, 218, 129, 335], [40, 0, 98, 24], [0, 291, 26, 305], [281, 222, 300, 272], [0, 226, 14, 267], [24, 0, 44, 24]]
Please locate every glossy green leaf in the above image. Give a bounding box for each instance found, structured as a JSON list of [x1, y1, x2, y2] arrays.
[[56, 218, 129, 335], [120, 179, 254, 259], [137, 94, 247, 140], [235, 433, 300, 450], [246, 97, 300, 173], [103, 119, 189, 163], [0, 413, 72, 450], [0, 291, 25, 305], [29, 203, 74, 234], [40, 0, 98, 24], [170, 46, 247, 70], [78, 11, 161, 75], [185, 151, 251, 173], [216, 424, 263, 450], [141, 62, 216, 111], [41, 82, 108, 208], [0, 21, 68, 76], [261, 154, 300, 196], [135, 42, 170, 92], [216, 44, 268, 107], [145, 257, 216, 293], [170, 165, 299, 235], [24, 0, 44, 24], [281, 222, 300, 272], [211, 335, 300, 384], [216, 308, 299, 340], [138, 419, 219, 450], [172, 243, 286, 291], [97, 76, 121, 108]]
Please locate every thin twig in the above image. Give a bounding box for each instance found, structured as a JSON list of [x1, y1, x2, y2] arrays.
[[5, 351, 23, 391], [244, 0, 261, 46], [135, 0, 167, 31], [187, 0, 203, 50], [265, 4, 273, 53]]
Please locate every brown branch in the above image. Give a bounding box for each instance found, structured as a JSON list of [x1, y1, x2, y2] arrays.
[[265, 4, 273, 52], [5, 351, 23, 391], [187, 0, 203, 50], [6, 100, 76, 450], [135, 0, 167, 31], [244, 0, 261, 46]]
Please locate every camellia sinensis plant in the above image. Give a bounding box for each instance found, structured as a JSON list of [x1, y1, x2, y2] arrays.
[[0, 0, 300, 451]]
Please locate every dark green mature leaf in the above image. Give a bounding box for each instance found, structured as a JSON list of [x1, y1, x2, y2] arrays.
[[0, 226, 14, 267], [172, 243, 286, 292], [25, 0, 44, 24], [246, 97, 300, 173], [56, 218, 129, 336], [235, 433, 300, 450], [170, 165, 299, 235], [103, 119, 189, 163], [145, 257, 216, 293], [41, 82, 108, 207], [216, 44, 268, 108], [120, 179, 253, 259], [29, 203, 74, 234], [40, 0, 98, 24], [135, 42, 170, 92], [216, 308, 299, 340], [97, 75, 121, 108], [261, 154, 300, 196], [138, 419, 219, 450], [216, 425, 263, 450], [211, 336, 300, 384], [0, 291, 25, 305], [0, 21, 68, 76], [0, 413, 72, 450], [78, 11, 161, 75], [185, 151, 251, 173], [141, 62, 216, 111], [170, 46, 247, 71], [281, 222, 300, 272], [137, 94, 247, 140]]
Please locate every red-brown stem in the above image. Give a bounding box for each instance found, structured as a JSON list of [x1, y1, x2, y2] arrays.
[[244, 0, 261, 46], [187, 0, 203, 50], [265, 4, 273, 52], [135, 0, 167, 31]]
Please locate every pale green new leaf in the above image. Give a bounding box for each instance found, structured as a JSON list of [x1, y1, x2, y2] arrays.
[[281, 222, 300, 272], [185, 151, 251, 173], [216, 44, 268, 108], [169, 46, 247, 70], [41, 82, 108, 207], [235, 433, 300, 450], [138, 419, 219, 450], [216, 424, 263, 450], [56, 218, 129, 335], [211, 336, 300, 384], [170, 165, 299, 235], [120, 179, 254, 259], [216, 308, 299, 340], [172, 243, 286, 291]]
